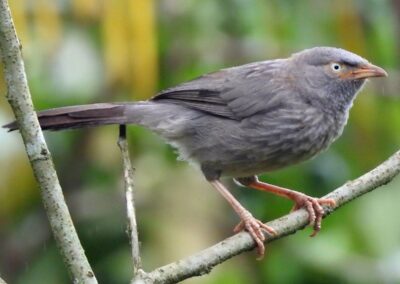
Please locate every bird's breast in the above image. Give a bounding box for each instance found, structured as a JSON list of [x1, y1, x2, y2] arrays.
[[219, 109, 346, 177]]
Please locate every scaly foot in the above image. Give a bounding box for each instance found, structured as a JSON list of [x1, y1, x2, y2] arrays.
[[233, 211, 277, 259], [238, 176, 336, 237], [209, 179, 277, 259], [290, 194, 336, 237]]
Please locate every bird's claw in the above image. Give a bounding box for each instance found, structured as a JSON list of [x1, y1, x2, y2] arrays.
[[233, 213, 277, 259], [290, 195, 336, 237]]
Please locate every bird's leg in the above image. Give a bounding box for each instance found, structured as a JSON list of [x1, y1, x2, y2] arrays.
[[235, 176, 336, 237], [209, 180, 276, 258]]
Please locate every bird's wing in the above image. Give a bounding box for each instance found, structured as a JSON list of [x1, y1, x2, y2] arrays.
[[151, 59, 289, 120]]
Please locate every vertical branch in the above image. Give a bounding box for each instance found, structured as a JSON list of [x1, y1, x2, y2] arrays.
[[117, 125, 142, 274], [0, 1, 97, 283]]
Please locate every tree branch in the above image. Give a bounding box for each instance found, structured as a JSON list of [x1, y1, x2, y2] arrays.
[[136, 150, 400, 284], [0, 2, 97, 283], [117, 125, 142, 276], [0, 276, 7, 284]]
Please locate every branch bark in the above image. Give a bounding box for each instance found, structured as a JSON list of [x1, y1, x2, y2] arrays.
[[135, 150, 400, 284], [0, 2, 97, 283], [117, 125, 142, 276]]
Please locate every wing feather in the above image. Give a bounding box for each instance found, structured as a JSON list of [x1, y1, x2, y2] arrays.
[[152, 59, 288, 120]]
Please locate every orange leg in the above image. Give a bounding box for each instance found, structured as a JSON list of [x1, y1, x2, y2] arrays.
[[235, 176, 336, 237], [209, 180, 276, 259]]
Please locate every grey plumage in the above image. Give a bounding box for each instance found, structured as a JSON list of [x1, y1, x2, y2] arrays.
[[4, 47, 385, 180], [4, 47, 388, 256]]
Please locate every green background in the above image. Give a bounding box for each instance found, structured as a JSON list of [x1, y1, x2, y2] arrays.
[[0, 0, 399, 283]]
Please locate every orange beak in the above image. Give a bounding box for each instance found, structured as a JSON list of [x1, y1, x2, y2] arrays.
[[348, 63, 388, 79]]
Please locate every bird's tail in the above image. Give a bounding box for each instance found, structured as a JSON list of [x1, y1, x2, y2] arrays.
[[3, 102, 136, 132]]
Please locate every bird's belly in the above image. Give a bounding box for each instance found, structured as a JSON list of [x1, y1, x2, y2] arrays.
[[164, 110, 345, 179], [218, 136, 334, 177], [199, 120, 342, 178]]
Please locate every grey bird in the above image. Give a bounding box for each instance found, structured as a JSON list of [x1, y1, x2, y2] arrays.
[[4, 47, 387, 258]]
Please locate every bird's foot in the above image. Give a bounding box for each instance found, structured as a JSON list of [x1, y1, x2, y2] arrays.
[[290, 194, 336, 237], [233, 211, 277, 259]]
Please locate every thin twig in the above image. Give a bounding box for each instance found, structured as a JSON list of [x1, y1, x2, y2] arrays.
[[118, 125, 142, 275], [136, 150, 400, 284], [0, 2, 97, 283]]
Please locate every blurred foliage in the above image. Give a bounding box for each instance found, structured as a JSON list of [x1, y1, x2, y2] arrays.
[[0, 0, 399, 283]]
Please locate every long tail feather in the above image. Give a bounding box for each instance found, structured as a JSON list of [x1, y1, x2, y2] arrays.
[[3, 103, 130, 131]]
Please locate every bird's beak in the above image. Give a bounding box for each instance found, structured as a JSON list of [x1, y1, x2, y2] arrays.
[[348, 63, 388, 79]]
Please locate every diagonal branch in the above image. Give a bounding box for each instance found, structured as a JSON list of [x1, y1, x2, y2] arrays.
[[0, 1, 97, 283], [136, 150, 400, 284], [117, 125, 142, 276]]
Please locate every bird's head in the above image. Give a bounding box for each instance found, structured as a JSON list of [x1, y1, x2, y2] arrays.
[[289, 47, 387, 112]]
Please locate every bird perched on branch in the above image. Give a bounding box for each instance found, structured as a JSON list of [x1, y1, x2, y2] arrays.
[[4, 47, 387, 258]]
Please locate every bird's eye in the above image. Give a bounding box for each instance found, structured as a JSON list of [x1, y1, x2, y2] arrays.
[[331, 63, 341, 72]]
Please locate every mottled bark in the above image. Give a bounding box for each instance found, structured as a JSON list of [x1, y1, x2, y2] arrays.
[[0, 1, 97, 283]]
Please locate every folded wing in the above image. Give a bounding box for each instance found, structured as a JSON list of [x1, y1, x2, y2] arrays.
[[152, 59, 288, 121]]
